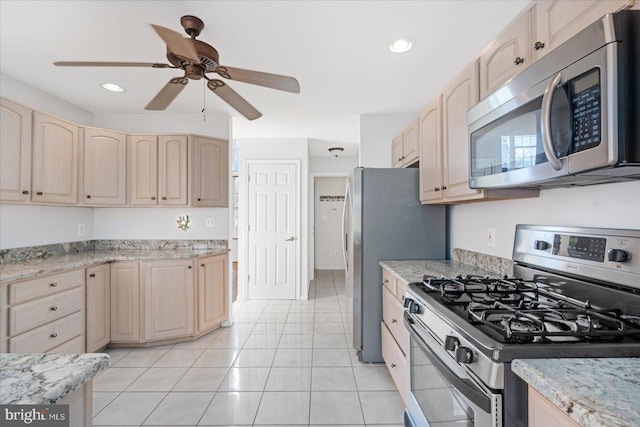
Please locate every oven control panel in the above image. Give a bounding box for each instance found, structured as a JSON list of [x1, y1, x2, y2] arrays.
[[552, 233, 607, 262]]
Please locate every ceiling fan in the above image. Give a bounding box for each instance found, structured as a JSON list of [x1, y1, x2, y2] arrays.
[[54, 15, 300, 120]]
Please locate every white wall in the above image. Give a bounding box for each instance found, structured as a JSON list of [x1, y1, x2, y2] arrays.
[[93, 113, 230, 139], [94, 208, 229, 240], [309, 155, 358, 173], [359, 114, 414, 167], [0, 74, 94, 125], [449, 180, 640, 259], [0, 205, 94, 249], [314, 177, 347, 270], [238, 138, 309, 299]]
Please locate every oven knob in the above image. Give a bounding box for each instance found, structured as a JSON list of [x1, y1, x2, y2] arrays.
[[534, 240, 550, 250], [408, 301, 420, 314], [607, 249, 629, 263], [455, 347, 474, 364], [444, 335, 459, 351]]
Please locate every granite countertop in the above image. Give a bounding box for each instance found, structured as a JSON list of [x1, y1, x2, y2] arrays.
[[512, 358, 640, 427], [0, 248, 229, 284], [379, 259, 499, 285], [0, 353, 110, 404]]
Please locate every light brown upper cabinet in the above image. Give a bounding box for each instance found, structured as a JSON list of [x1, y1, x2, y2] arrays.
[[418, 96, 443, 203], [479, 8, 532, 99], [192, 136, 229, 207], [534, 0, 635, 62], [392, 118, 419, 168], [442, 61, 482, 201], [0, 98, 32, 202], [129, 134, 188, 206], [81, 128, 127, 205], [32, 112, 79, 205]]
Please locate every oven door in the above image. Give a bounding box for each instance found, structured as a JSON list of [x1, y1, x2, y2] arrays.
[[404, 312, 502, 427]]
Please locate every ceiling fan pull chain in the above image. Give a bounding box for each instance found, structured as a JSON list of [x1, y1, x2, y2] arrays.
[[202, 80, 207, 121]]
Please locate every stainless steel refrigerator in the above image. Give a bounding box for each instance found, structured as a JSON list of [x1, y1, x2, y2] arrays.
[[343, 167, 445, 363]]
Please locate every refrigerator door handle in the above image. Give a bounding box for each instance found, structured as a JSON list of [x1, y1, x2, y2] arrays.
[[342, 180, 351, 272]]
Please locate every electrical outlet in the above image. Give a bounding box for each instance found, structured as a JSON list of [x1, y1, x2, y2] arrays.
[[77, 224, 86, 236], [205, 217, 216, 228], [487, 227, 496, 247]]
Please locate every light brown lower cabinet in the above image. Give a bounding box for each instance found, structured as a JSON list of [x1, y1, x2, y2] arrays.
[[86, 264, 110, 352], [197, 254, 228, 333], [528, 386, 579, 427], [381, 266, 408, 405], [110, 262, 141, 343]]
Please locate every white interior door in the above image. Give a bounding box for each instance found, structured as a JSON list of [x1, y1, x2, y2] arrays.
[[247, 163, 298, 300]]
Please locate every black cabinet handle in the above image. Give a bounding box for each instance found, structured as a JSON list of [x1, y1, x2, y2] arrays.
[[89, 273, 96, 278], [50, 333, 58, 338], [188, 265, 192, 269], [533, 41, 545, 51], [49, 282, 57, 287], [151, 196, 156, 200], [86, 195, 91, 199], [514, 57, 525, 65], [50, 306, 58, 311], [22, 190, 29, 195], [442, 186, 447, 190], [201, 264, 205, 267], [36, 191, 43, 195], [434, 187, 440, 192], [197, 198, 201, 201], [162, 196, 167, 200]]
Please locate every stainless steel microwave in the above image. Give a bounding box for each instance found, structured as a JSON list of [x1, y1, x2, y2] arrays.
[[467, 10, 640, 189]]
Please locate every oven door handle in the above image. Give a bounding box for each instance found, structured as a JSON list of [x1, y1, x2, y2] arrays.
[[404, 313, 492, 413]]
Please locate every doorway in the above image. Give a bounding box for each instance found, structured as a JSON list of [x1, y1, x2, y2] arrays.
[[314, 177, 347, 271]]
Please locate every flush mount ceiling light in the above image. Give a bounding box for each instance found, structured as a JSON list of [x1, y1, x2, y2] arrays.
[[328, 147, 344, 157], [388, 37, 414, 53], [102, 83, 125, 92]]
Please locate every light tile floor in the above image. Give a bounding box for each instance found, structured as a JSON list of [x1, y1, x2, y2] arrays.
[[93, 270, 404, 426]]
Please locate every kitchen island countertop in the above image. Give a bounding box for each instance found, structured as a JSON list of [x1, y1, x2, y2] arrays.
[[0, 248, 229, 284], [0, 353, 109, 404], [512, 358, 640, 427]]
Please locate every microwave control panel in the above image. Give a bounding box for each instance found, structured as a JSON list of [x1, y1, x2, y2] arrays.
[[570, 68, 601, 152]]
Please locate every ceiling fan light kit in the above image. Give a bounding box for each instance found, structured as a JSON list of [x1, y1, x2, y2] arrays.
[[54, 15, 300, 120]]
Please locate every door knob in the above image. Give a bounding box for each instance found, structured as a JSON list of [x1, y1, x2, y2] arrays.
[[285, 236, 296, 241]]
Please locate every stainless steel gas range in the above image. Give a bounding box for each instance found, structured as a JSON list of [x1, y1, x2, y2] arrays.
[[403, 225, 640, 427]]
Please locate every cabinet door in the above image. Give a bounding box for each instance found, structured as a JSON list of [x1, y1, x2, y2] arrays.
[[197, 255, 227, 333], [86, 264, 110, 352], [0, 99, 32, 202], [32, 112, 79, 204], [129, 135, 158, 206], [143, 259, 194, 340], [82, 128, 126, 205], [401, 117, 419, 166], [391, 135, 404, 168], [110, 262, 140, 342], [419, 96, 444, 203], [442, 61, 482, 201], [193, 136, 228, 207], [158, 135, 188, 205], [534, 0, 633, 61], [479, 9, 531, 99]]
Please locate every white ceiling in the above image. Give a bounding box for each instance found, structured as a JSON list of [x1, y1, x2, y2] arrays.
[[0, 0, 529, 154]]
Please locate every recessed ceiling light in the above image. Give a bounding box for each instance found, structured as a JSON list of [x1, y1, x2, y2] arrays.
[[388, 37, 414, 53], [102, 83, 125, 92]]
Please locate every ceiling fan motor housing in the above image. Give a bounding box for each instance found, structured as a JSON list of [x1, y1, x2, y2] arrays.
[[166, 39, 220, 73]]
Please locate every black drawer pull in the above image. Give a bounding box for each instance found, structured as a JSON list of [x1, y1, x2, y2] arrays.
[[22, 190, 29, 195], [89, 273, 96, 278], [151, 196, 156, 200], [86, 195, 91, 199], [50, 306, 58, 311], [36, 191, 43, 195], [50, 333, 58, 338], [392, 318, 397, 323], [188, 265, 192, 269], [533, 41, 545, 51], [162, 196, 167, 200], [50, 282, 57, 287], [514, 57, 525, 65], [391, 363, 396, 368], [201, 264, 205, 267]]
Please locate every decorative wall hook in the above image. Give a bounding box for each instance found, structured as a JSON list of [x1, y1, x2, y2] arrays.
[[177, 215, 191, 231]]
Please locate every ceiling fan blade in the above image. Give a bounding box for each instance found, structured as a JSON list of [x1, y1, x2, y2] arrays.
[[54, 61, 172, 68], [213, 66, 300, 93], [207, 79, 262, 120], [151, 24, 199, 63], [145, 77, 188, 110]]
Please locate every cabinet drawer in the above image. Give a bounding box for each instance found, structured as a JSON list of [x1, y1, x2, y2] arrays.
[[9, 311, 83, 353], [381, 321, 407, 405], [382, 269, 397, 294], [9, 269, 83, 304], [382, 285, 408, 355], [9, 287, 84, 336], [49, 335, 85, 354]]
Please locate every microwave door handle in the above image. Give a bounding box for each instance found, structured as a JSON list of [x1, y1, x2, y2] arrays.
[[540, 72, 564, 171], [403, 312, 492, 413]]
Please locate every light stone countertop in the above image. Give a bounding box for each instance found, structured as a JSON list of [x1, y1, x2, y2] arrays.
[[0, 248, 229, 284], [512, 358, 640, 427], [0, 353, 110, 404], [379, 259, 499, 285]]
